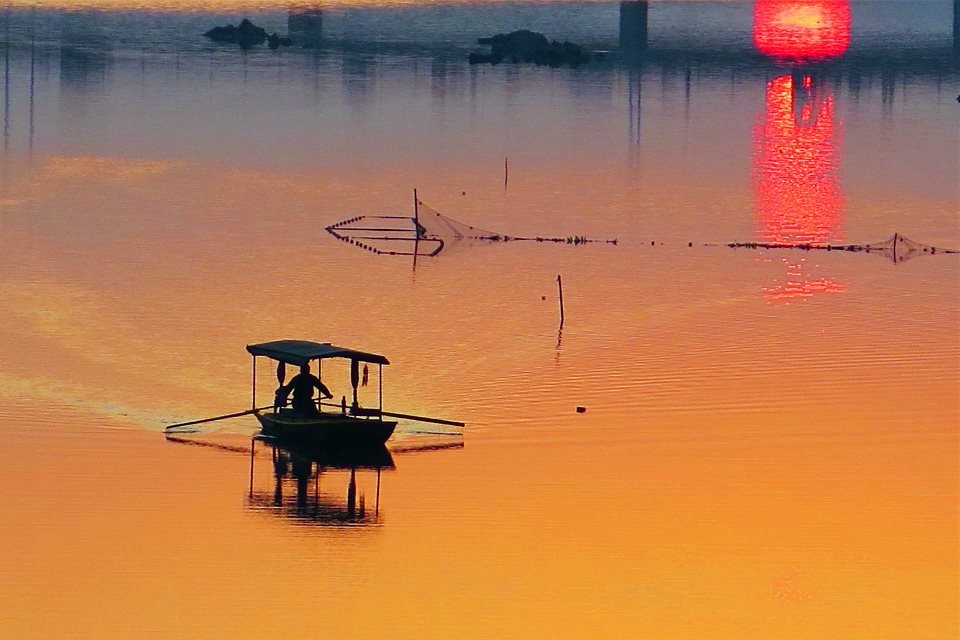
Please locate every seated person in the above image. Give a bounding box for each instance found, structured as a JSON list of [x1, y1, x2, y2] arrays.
[[276, 363, 332, 417]]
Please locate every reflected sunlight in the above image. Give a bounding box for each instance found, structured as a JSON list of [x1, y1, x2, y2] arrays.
[[752, 74, 845, 300]]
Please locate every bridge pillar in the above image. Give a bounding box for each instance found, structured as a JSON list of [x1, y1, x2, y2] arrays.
[[954, 0, 959, 54], [288, 7, 323, 47], [619, 1, 649, 57]]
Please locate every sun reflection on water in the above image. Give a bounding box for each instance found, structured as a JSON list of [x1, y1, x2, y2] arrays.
[[753, 75, 846, 301], [754, 74, 843, 246], [752, 0, 851, 301]]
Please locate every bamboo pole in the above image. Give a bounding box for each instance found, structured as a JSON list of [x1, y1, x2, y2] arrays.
[[557, 275, 565, 326], [413, 188, 420, 227]]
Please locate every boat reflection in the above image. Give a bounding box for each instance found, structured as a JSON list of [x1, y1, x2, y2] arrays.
[[246, 438, 395, 526]]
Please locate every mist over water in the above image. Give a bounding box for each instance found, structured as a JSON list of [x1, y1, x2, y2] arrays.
[[0, 1, 957, 638]]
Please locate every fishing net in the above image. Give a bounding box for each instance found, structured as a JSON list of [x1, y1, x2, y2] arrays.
[[725, 233, 958, 263], [326, 215, 437, 256], [326, 199, 617, 258], [415, 199, 503, 242], [858, 233, 955, 263]]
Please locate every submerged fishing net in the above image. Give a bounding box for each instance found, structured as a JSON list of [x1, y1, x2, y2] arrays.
[[415, 199, 503, 242], [326, 199, 617, 257], [414, 199, 613, 249], [325, 214, 435, 256], [329, 201, 954, 264], [723, 233, 958, 263], [857, 233, 957, 263]]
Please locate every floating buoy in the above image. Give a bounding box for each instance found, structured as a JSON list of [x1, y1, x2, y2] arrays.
[[576, 406, 586, 413]]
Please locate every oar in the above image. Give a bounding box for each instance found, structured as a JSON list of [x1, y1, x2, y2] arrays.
[[317, 401, 464, 428], [379, 410, 464, 428], [164, 405, 273, 432]]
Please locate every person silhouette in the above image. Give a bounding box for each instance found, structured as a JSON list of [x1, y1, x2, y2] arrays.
[[278, 363, 332, 417]]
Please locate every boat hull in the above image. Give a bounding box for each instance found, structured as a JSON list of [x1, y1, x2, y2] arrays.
[[255, 410, 396, 446]]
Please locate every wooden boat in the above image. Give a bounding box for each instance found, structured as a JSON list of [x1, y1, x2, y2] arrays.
[[165, 340, 461, 443], [246, 340, 397, 446], [254, 411, 396, 446]]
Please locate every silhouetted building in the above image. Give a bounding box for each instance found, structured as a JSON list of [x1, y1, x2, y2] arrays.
[[288, 6, 323, 47], [954, 0, 959, 54], [619, 2, 649, 57]]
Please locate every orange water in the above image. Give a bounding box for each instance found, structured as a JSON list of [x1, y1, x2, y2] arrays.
[[0, 2, 957, 637]]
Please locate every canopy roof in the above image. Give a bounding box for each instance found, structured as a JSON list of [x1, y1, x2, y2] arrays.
[[246, 340, 390, 366]]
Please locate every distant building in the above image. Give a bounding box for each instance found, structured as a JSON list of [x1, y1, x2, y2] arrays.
[[288, 7, 323, 47], [619, 2, 649, 56]]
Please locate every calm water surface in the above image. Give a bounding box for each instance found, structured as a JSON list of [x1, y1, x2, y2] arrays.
[[0, 1, 957, 638]]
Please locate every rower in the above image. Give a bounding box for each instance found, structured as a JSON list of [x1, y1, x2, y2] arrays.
[[278, 363, 332, 417]]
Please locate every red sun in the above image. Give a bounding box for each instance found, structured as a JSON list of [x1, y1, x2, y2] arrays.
[[754, 0, 851, 62]]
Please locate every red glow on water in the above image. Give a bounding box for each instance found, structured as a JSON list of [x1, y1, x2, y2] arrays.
[[754, 75, 842, 245], [754, 0, 850, 62], [753, 74, 845, 300], [762, 260, 848, 300]]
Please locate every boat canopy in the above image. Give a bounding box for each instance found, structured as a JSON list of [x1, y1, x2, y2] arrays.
[[246, 340, 390, 366]]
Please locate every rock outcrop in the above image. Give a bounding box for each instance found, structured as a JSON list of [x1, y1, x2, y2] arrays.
[[204, 19, 291, 50], [469, 30, 593, 68]]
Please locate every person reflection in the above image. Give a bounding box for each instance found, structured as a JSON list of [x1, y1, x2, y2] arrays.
[[275, 363, 332, 417], [273, 450, 289, 506], [292, 455, 312, 512]]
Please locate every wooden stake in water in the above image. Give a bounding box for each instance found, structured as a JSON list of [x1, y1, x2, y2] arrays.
[[413, 188, 419, 227], [557, 274, 565, 326], [504, 157, 509, 189]]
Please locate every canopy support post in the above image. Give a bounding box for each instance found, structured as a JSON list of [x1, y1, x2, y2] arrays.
[[413, 188, 419, 229], [378, 363, 383, 421], [251, 356, 257, 410], [351, 359, 360, 412]]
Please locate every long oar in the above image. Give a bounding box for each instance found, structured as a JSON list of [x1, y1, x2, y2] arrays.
[[379, 410, 464, 428], [316, 401, 463, 427], [316, 401, 464, 427], [164, 405, 273, 432]]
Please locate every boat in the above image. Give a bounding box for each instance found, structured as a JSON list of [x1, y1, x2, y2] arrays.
[[246, 340, 397, 446], [164, 339, 462, 444]]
